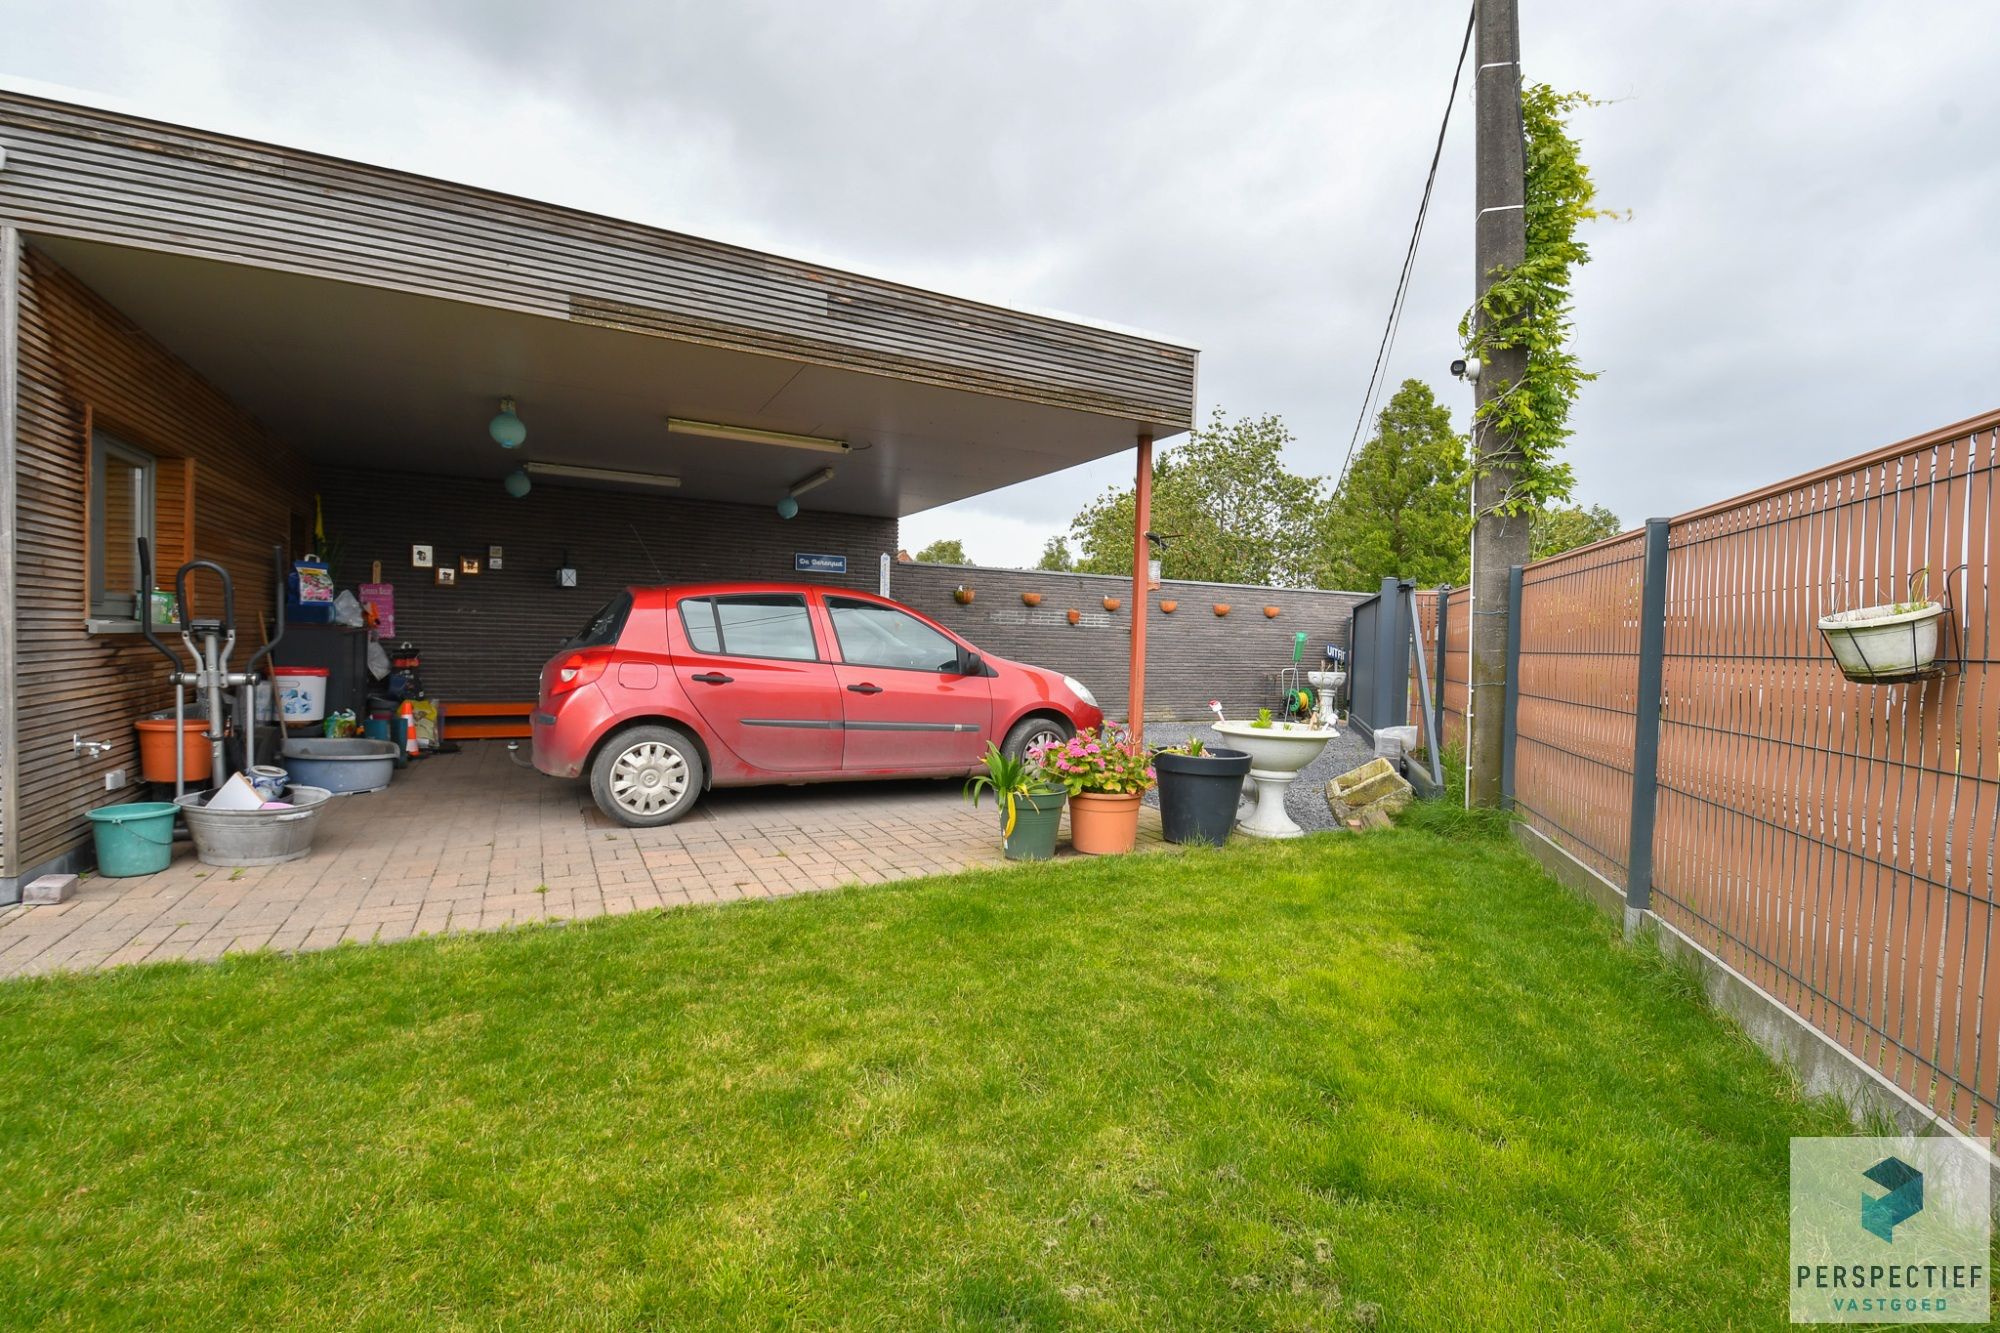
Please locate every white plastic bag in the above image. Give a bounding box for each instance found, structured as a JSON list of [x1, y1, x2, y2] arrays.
[[366, 638, 390, 680], [332, 590, 364, 627]]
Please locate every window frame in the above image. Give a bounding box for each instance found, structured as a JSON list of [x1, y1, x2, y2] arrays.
[[677, 593, 822, 663], [824, 595, 966, 675], [86, 432, 158, 632]]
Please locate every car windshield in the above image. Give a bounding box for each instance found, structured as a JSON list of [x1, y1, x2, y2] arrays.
[[565, 593, 631, 649]]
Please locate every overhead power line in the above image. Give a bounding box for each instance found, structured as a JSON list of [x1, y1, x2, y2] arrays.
[[1334, 3, 1476, 493]]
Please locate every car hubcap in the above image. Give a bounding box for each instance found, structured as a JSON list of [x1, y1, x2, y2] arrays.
[[610, 741, 688, 815], [1025, 726, 1065, 754]]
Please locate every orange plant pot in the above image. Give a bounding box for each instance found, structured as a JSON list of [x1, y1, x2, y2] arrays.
[[1068, 791, 1142, 855], [1066, 608, 1082, 625], [953, 586, 975, 605], [1213, 603, 1232, 616], [1264, 605, 1281, 618], [134, 717, 212, 783], [1102, 597, 1121, 612], [1022, 592, 1043, 607], [1160, 600, 1178, 614]]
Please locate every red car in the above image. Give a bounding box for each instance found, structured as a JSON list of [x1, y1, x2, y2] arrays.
[[532, 583, 1103, 826]]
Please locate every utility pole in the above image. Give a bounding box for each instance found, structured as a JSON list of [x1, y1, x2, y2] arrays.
[[1466, 0, 1529, 807]]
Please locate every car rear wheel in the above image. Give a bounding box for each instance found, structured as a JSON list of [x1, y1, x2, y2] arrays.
[[1001, 714, 1073, 765], [591, 724, 705, 827]]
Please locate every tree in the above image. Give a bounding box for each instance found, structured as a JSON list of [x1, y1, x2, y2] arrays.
[[1530, 503, 1623, 560], [1034, 536, 1074, 571], [1319, 380, 1470, 590], [912, 539, 969, 565], [1066, 410, 1326, 588]]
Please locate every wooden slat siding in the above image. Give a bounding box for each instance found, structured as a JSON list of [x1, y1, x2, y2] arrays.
[[1440, 585, 1469, 749], [1512, 534, 1644, 886], [0, 92, 1197, 431], [0, 228, 21, 877], [11, 246, 312, 870]]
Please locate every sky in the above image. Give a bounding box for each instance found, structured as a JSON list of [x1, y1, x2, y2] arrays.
[[3, 1, 1996, 567]]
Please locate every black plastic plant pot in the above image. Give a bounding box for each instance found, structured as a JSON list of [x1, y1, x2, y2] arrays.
[[1001, 785, 1068, 861], [1154, 747, 1252, 846]]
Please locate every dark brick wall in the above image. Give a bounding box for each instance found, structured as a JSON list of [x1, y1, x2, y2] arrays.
[[317, 468, 897, 701], [890, 563, 1368, 721]]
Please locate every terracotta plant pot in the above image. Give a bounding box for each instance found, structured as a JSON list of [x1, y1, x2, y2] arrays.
[[1102, 597, 1121, 612], [1159, 600, 1178, 614], [1264, 605, 1281, 618], [1066, 608, 1081, 625], [953, 586, 974, 605], [1213, 603, 1231, 617], [1022, 592, 1042, 607], [1068, 790, 1143, 855]]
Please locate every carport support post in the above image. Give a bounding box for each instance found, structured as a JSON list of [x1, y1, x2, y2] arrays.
[[1128, 433, 1152, 741], [0, 227, 19, 894]]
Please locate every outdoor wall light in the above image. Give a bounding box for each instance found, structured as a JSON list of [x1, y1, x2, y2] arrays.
[[524, 461, 681, 489], [775, 496, 800, 520], [668, 417, 850, 455], [787, 467, 836, 498], [489, 397, 527, 448], [503, 468, 531, 498]]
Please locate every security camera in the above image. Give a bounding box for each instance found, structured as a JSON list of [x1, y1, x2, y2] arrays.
[[1450, 356, 1482, 382]]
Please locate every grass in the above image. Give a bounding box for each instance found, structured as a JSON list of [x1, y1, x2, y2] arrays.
[[0, 807, 1857, 1329]]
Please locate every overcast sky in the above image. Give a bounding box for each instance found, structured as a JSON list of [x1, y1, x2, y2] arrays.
[[4, 1, 1996, 566]]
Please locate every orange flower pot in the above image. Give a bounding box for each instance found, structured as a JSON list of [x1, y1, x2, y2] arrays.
[[1213, 603, 1231, 616], [1159, 600, 1178, 614], [1264, 605, 1281, 618], [1066, 608, 1082, 625], [1102, 597, 1121, 612], [953, 586, 974, 605], [1068, 791, 1142, 855], [1022, 592, 1042, 606]]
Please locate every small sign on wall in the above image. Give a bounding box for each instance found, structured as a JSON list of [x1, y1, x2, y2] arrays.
[[359, 583, 395, 637], [795, 552, 847, 575]]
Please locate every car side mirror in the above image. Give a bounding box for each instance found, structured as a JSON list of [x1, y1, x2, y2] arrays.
[[957, 649, 983, 677]]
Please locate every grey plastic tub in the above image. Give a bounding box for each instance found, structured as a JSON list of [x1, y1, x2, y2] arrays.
[[174, 785, 332, 867], [279, 738, 398, 794]]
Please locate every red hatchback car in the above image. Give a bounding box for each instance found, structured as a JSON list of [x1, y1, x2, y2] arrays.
[[532, 583, 1104, 826]]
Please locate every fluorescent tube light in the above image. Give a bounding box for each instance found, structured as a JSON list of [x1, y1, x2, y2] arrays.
[[524, 462, 682, 489], [667, 417, 850, 455], [787, 467, 836, 498]]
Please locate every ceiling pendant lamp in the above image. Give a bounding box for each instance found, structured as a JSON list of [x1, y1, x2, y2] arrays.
[[503, 468, 531, 498], [489, 397, 527, 448]]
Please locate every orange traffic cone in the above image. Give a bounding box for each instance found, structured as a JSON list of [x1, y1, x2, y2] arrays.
[[399, 701, 420, 758]]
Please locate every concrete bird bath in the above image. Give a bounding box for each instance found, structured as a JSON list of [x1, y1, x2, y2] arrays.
[[1210, 719, 1339, 838]]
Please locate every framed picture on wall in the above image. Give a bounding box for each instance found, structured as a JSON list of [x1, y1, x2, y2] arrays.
[[435, 566, 457, 587], [460, 557, 481, 576], [411, 544, 433, 569]]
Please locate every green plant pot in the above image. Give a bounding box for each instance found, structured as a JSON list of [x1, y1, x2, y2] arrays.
[[1001, 786, 1067, 861]]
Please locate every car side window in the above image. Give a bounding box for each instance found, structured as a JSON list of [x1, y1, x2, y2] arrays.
[[827, 598, 961, 673], [685, 594, 818, 660]]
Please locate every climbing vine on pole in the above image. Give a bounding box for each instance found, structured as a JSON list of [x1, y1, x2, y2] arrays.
[[1460, 85, 1617, 513]]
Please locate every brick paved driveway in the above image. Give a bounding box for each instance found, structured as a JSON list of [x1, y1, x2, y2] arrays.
[[0, 742, 1167, 980]]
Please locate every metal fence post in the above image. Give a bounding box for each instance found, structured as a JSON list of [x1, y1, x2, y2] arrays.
[[1625, 518, 1671, 921], [1433, 585, 1450, 746], [1373, 575, 1401, 732], [1500, 566, 1522, 806]]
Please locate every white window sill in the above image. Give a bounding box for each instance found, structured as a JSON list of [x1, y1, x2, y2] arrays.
[[85, 619, 146, 635]]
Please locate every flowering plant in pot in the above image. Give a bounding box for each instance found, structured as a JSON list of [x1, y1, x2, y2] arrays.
[[964, 742, 1066, 861], [1152, 735, 1252, 847], [1032, 725, 1155, 855]]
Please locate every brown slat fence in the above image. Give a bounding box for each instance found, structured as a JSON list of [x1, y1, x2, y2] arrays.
[[1427, 408, 2000, 1140]]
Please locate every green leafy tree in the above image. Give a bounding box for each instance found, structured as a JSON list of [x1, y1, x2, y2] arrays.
[[1034, 536, 1075, 571], [913, 539, 970, 565], [1530, 503, 1623, 560], [1459, 84, 1617, 512], [1067, 411, 1326, 587], [1320, 380, 1469, 590]]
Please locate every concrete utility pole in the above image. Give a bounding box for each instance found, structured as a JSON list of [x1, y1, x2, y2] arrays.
[[1466, 0, 1530, 807]]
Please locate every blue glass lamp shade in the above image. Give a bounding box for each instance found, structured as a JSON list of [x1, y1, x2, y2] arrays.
[[775, 496, 800, 520], [503, 468, 532, 498], [489, 398, 527, 448]]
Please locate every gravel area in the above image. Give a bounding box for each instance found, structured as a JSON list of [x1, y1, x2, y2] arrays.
[[1140, 720, 1374, 834]]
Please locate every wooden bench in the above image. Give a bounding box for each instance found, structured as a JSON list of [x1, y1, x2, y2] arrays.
[[439, 701, 534, 741]]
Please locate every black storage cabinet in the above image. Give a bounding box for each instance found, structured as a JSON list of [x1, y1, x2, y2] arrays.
[[272, 622, 370, 724]]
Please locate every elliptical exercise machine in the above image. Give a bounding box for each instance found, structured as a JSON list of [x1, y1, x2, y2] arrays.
[[136, 539, 288, 799]]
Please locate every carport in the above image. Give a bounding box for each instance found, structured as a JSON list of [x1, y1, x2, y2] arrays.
[[0, 89, 1197, 902]]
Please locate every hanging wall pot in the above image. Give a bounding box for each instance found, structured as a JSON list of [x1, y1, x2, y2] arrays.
[[1160, 600, 1178, 614], [1102, 596, 1121, 612], [1066, 608, 1081, 625], [1021, 592, 1043, 607], [1264, 606, 1281, 618], [1213, 603, 1231, 617], [953, 586, 975, 605]]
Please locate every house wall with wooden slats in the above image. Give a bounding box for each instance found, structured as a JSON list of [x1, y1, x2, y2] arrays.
[[9, 242, 312, 876], [0, 91, 1196, 432]]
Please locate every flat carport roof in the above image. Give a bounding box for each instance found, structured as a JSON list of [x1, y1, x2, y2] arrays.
[[0, 90, 1196, 513]]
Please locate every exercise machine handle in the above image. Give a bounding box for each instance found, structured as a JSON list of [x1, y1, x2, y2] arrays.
[[174, 559, 236, 638], [135, 538, 181, 668], [247, 544, 287, 673]]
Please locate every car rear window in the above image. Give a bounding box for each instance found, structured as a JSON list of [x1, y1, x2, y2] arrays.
[[679, 594, 818, 661], [568, 593, 632, 649]]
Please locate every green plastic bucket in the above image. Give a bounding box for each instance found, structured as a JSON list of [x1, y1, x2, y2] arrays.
[[85, 801, 179, 877]]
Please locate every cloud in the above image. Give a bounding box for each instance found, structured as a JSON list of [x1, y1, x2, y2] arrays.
[[3, 0, 1995, 563]]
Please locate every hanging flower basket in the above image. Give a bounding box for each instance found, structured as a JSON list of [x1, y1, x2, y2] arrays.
[[953, 586, 975, 605], [1817, 569, 1946, 683]]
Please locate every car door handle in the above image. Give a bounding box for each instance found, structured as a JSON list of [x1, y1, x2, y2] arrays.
[[691, 672, 733, 685], [846, 682, 883, 695]]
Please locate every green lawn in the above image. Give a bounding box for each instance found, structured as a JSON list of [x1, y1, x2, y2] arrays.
[[1, 807, 1855, 1329]]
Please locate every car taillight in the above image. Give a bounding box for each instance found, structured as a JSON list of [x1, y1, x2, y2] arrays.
[[549, 650, 610, 697]]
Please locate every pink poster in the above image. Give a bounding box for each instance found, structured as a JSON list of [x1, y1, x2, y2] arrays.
[[359, 583, 395, 637]]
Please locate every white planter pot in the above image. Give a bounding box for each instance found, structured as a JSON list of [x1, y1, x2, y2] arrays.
[[1817, 601, 1944, 681], [1210, 720, 1338, 839]]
